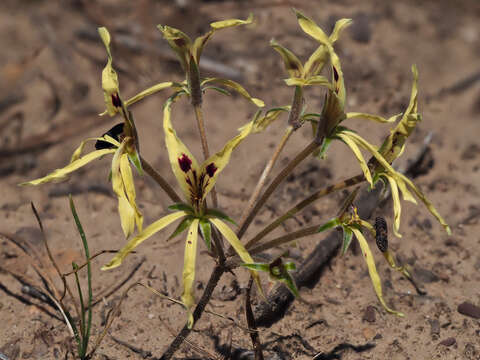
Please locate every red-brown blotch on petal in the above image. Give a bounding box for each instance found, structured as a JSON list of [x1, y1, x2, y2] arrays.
[[111, 93, 122, 108], [205, 163, 218, 177], [178, 154, 192, 172]]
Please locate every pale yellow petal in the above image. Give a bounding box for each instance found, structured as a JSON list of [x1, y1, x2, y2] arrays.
[[270, 39, 304, 78], [200, 120, 254, 199], [124, 82, 174, 108], [210, 218, 263, 296], [210, 13, 253, 29], [181, 219, 200, 329], [385, 175, 402, 238], [351, 227, 404, 317], [102, 211, 188, 270], [337, 133, 373, 186], [346, 112, 400, 124], [329, 18, 353, 43], [163, 98, 201, 201], [201, 78, 264, 107], [20, 149, 116, 186]]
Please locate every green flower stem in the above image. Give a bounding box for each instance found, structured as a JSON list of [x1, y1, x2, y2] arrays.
[[140, 156, 181, 203], [236, 140, 320, 240], [249, 224, 320, 255], [235, 126, 294, 248], [193, 105, 218, 208], [245, 173, 364, 250]]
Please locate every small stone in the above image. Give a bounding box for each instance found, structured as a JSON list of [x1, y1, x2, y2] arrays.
[[362, 327, 375, 340], [439, 337, 456, 347], [429, 319, 440, 338], [363, 305, 376, 323], [458, 302, 480, 319]]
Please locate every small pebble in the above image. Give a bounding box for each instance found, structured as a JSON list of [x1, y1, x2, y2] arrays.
[[439, 337, 456, 347], [363, 305, 376, 323], [458, 301, 480, 319]]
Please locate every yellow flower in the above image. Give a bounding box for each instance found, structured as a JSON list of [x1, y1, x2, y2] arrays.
[[103, 97, 261, 328]]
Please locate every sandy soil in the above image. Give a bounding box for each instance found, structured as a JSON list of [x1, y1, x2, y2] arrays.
[[1, 0, 480, 359]]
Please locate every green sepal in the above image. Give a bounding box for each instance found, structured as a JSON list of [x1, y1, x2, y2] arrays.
[[198, 219, 212, 250], [317, 217, 341, 233], [168, 203, 195, 214], [205, 208, 237, 226], [168, 216, 194, 241], [313, 137, 333, 159], [242, 263, 270, 273], [128, 150, 143, 176], [340, 225, 354, 255]]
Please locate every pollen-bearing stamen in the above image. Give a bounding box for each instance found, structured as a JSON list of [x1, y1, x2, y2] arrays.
[[178, 154, 192, 173]]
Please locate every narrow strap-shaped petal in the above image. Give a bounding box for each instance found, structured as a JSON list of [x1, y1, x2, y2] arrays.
[[210, 218, 263, 296], [329, 19, 353, 43], [346, 112, 400, 124], [350, 227, 404, 317], [112, 148, 135, 238], [157, 25, 192, 71], [98, 27, 121, 116], [20, 148, 116, 186], [201, 78, 264, 107], [302, 45, 329, 78], [385, 175, 402, 238], [200, 120, 254, 200], [70, 137, 103, 163], [396, 172, 451, 235], [251, 106, 290, 133], [270, 39, 304, 78], [336, 133, 373, 186], [181, 219, 199, 329], [102, 211, 188, 270], [210, 13, 254, 29], [120, 153, 143, 232], [125, 82, 174, 108], [163, 98, 200, 201]]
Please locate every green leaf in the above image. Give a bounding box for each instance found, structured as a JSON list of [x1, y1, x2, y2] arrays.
[[317, 217, 341, 233], [198, 219, 212, 250], [205, 208, 237, 226], [168, 216, 194, 240], [69, 195, 92, 356]]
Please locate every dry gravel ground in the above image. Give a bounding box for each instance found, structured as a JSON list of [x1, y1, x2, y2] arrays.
[[1, 0, 480, 359]]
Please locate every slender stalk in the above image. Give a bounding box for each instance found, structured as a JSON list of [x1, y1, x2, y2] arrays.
[[237, 140, 319, 240], [193, 105, 218, 208], [287, 86, 304, 130], [249, 224, 320, 255], [160, 265, 225, 360], [237, 126, 294, 241], [245, 174, 365, 250], [140, 155, 181, 203]]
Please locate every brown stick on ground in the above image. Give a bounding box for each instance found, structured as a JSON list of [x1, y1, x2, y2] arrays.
[[254, 183, 384, 327]]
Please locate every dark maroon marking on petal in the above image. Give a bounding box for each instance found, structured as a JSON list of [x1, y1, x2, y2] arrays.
[[111, 93, 122, 108], [174, 38, 187, 48], [178, 154, 192, 173], [206, 163, 218, 177], [333, 66, 339, 83], [186, 177, 192, 186]]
